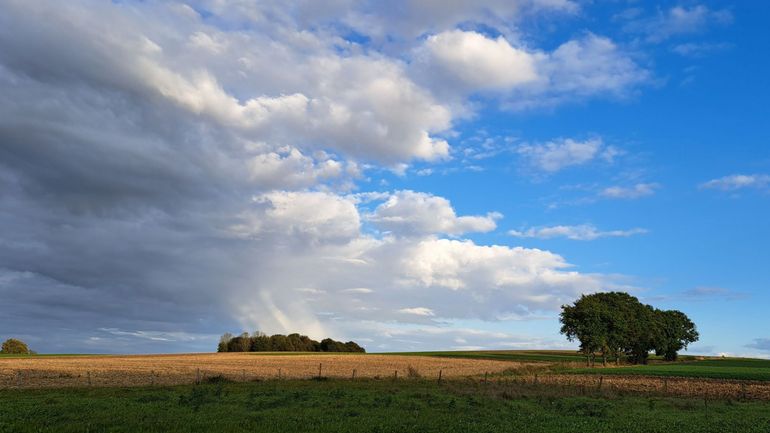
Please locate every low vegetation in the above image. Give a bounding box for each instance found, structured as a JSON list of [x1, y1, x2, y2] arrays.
[[217, 332, 365, 353]]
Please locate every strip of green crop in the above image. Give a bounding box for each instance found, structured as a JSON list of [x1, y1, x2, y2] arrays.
[[568, 365, 770, 381], [0, 354, 96, 358], [383, 350, 587, 363]]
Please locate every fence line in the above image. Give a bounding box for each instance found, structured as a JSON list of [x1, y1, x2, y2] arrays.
[[2, 368, 769, 400]]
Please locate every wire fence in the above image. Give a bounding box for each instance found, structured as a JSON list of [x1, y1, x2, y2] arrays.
[[2, 367, 770, 400]]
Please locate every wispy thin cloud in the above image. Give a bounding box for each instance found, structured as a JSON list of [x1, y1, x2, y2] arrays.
[[509, 224, 647, 241], [672, 42, 731, 57], [682, 287, 748, 301], [397, 307, 436, 317], [700, 174, 770, 191], [746, 338, 770, 353], [622, 5, 733, 43], [600, 183, 659, 199], [516, 138, 618, 173]]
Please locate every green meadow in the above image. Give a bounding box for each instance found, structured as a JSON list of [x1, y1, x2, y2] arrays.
[[568, 358, 770, 381]]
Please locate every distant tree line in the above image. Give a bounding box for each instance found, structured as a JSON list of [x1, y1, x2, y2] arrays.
[[560, 292, 698, 365], [1, 338, 34, 355], [217, 332, 365, 353]]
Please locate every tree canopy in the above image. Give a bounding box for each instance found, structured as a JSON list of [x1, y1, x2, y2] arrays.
[[560, 292, 698, 365], [1, 338, 32, 355], [217, 332, 365, 353]]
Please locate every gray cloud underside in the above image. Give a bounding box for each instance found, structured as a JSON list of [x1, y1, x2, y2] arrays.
[[0, 0, 646, 353]]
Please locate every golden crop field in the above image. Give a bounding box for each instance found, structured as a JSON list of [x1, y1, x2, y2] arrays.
[[0, 353, 525, 389], [4, 353, 770, 400]]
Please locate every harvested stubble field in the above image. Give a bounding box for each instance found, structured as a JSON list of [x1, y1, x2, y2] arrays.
[[528, 374, 770, 400], [0, 353, 525, 389]]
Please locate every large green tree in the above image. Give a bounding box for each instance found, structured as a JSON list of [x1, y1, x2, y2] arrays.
[[560, 292, 698, 365]]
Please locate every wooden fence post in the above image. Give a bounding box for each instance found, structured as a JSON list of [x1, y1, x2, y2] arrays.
[[318, 363, 322, 379], [438, 369, 443, 384], [484, 372, 488, 384], [598, 376, 603, 391], [534, 374, 538, 385], [352, 369, 356, 380], [663, 377, 668, 394], [196, 368, 201, 385], [394, 370, 398, 380], [741, 383, 747, 400]]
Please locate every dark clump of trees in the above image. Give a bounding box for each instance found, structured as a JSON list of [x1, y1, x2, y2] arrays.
[[216, 332, 365, 353], [560, 292, 698, 365], [1, 338, 33, 355]]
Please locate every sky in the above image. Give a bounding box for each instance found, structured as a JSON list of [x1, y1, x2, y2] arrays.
[[0, 0, 768, 356]]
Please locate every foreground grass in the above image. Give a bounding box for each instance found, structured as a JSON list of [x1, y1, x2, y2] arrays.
[[1, 379, 769, 433], [569, 358, 770, 381]]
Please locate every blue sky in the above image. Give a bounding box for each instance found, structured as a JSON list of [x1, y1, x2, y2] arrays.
[[372, 1, 770, 356], [0, 0, 768, 356]]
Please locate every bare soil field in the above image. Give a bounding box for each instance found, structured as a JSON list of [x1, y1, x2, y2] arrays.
[[0, 353, 524, 389]]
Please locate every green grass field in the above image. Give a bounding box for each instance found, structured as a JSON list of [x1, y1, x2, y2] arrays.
[[389, 350, 770, 381], [0, 353, 95, 359], [1, 379, 769, 433], [569, 358, 770, 381], [385, 350, 590, 363]]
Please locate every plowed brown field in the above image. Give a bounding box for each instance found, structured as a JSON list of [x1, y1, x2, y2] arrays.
[[0, 353, 524, 389]]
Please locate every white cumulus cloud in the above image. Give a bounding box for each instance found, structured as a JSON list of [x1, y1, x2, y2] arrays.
[[367, 190, 502, 236], [415, 30, 538, 93]]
